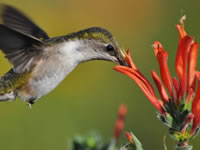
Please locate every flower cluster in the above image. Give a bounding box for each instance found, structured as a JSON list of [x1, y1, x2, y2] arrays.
[[115, 16, 200, 147], [70, 105, 127, 150]]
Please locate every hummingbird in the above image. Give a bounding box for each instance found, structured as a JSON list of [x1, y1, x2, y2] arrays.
[[0, 4, 127, 105]]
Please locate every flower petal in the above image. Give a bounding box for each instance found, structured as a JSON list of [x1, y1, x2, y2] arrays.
[[173, 77, 180, 103], [124, 50, 156, 97], [125, 49, 137, 69], [114, 66, 164, 114], [191, 72, 200, 134], [114, 104, 127, 140], [125, 132, 134, 143], [153, 41, 173, 99], [186, 88, 193, 104], [175, 24, 194, 98], [151, 70, 168, 103], [187, 42, 199, 92], [118, 104, 127, 119], [176, 15, 187, 38]]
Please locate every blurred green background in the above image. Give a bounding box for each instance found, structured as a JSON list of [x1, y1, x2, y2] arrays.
[[0, 0, 200, 149]]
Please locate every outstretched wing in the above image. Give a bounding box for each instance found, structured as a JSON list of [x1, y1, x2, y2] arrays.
[[0, 4, 50, 73], [0, 25, 42, 73], [0, 4, 49, 40]]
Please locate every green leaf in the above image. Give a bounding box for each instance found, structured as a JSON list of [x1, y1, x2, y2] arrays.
[[120, 132, 143, 150]]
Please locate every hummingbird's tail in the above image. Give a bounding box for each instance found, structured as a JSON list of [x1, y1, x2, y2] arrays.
[[0, 69, 30, 102]]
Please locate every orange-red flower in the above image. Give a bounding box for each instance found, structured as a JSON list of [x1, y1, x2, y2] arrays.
[[191, 72, 200, 133], [115, 16, 200, 138], [115, 51, 164, 114], [125, 132, 134, 143], [114, 104, 127, 140]]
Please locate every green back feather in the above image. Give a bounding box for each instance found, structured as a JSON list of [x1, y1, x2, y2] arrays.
[[48, 27, 117, 47], [0, 69, 31, 94]]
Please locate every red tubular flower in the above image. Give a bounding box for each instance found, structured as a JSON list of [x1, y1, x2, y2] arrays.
[[114, 104, 127, 140], [151, 71, 168, 103], [115, 16, 200, 140], [191, 72, 200, 134], [187, 42, 199, 92], [175, 36, 194, 97], [114, 52, 164, 114], [186, 88, 193, 104], [125, 132, 134, 143], [175, 17, 194, 97], [153, 42, 173, 100], [173, 77, 180, 102]]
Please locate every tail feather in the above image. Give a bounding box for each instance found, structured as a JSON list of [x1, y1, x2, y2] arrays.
[[0, 91, 16, 102]]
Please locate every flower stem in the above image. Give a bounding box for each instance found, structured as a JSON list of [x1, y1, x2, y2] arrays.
[[175, 145, 193, 150]]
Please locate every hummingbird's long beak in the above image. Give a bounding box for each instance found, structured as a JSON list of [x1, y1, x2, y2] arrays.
[[117, 48, 128, 66], [117, 58, 128, 66]]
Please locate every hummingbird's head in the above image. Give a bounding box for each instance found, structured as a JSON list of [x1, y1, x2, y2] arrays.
[[66, 27, 127, 66]]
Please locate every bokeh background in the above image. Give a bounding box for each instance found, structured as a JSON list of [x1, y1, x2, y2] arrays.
[[0, 0, 200, 149]]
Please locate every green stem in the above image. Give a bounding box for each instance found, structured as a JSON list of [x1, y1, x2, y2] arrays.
[[175, 145, 193, 150]]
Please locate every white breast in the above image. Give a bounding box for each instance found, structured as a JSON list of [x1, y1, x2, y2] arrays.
[[19, 40, 83, 101]]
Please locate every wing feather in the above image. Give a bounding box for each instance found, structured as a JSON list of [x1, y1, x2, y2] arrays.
[[0, 5, 49, 73]]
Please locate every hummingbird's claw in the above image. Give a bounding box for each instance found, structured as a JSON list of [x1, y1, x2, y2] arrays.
[[28, 103, 32, 109]]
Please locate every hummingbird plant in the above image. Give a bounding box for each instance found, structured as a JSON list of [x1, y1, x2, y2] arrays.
[[69, 104, 144, 150], [114, 16, 200, 150], [69, 105, 129, 150]]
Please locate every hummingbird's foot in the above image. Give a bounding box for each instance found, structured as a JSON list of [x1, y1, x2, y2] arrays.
[[28, 103, 32, 109], [27, 97, 36, 109], [0, 91, 16, 102]]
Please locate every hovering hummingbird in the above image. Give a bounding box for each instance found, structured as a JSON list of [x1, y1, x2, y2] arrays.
[[0, 4, 127, 105]]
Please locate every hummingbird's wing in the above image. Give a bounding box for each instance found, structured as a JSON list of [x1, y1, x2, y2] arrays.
[[0, 25, 43, 73], [0, 4, 49, 41], [0, 5, 50, 73]]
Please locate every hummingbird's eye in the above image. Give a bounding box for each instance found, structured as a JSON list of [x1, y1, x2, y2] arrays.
[[106, 44, 114, 51]]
